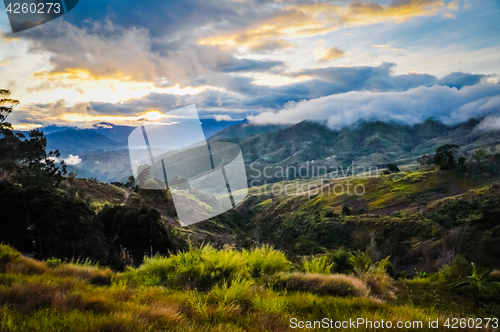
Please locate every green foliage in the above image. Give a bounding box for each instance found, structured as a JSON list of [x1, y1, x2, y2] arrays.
[[0, 244, 20, 266], [206, 278, 254, 306], [472, 148, 489, 163], [130, 244, 250, 290], [350, 251, 372, 276], [387, 163, 400, 173], [326, 249, 354, 274], [434, 144, 460, 170], [129, 245, 292, 291], [453, 262, 493, 309], [246, 244, 291, 277], [437, 255, 471, 284], [302, 255, 333, 274], [46, 258, 62, 268], [0, 244, 492, 331]]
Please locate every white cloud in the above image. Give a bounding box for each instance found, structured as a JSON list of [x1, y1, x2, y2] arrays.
[[477, 115, 500, 132], [248, 84, 500, 129], [214, 114, 234, 121], [65, 155, 82, 165]]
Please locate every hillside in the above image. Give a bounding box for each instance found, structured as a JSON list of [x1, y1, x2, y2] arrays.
[[46, 129, 125, 157], [230, 118, 500, 169], [209, 122, 289, 140], [39, 117, 500, 184]]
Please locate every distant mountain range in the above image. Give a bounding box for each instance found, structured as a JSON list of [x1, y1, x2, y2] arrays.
[[214, 118, 500, 168], [27, 117, 500, 182]]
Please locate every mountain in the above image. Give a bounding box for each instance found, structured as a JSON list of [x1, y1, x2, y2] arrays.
[[91, 123, 135, 143], [208, 122, 290, 140], [69, 150, 132, 182], [235, 121, 338, 164], [46, 129, 125, 157], [232, 118, 500, 168], [45, 117, 500, 183], [200, 119, 247, 139]]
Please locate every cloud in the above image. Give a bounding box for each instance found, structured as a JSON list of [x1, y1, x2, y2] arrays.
[[436, 72, 488, 89], [248, 83, 500, 129], [198, 0, 445, 49], [65, 155, 82, 165], [214, 114, 234, 121], [317, 47, 346, 62], [8, 19, 284, 83], [247, 39, 296, 52], [371, 44, 406, 52], [477, 115, 500, 132]]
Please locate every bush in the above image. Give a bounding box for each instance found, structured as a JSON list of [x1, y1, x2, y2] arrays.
[[327, 249, 353, 274], [350, 251, 372, 276], [133, 245, 249, 290], [436, 255, 471, 284], [46, 257, 62, 268], [246, 245, 292, 277], [0, 244, 20, 267], [302, 256, 333, 274], [206, 278, 254, 307]]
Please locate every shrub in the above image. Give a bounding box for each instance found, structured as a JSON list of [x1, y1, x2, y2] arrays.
[[327, 249, 353, 274], [206, 278, 254, 307], [246, 245, 292, 277], [46, 257, 62, 268], [269, 273, 370, 298], [302, 256, 333, 274], [0, 244, 20, 267], [350, 251, 372, 276], [436, 255, 472, 284], [135, 245, 249, 290]]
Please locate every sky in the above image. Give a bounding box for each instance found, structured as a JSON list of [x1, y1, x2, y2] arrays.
[[1, 0, 500, 130]]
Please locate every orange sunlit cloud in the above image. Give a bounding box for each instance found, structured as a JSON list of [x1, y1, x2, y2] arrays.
[[22, 69, 210, 105], [198, 0, 445, 51]]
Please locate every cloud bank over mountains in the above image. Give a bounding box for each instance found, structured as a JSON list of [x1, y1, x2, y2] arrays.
[[248, 83, 500, 129]]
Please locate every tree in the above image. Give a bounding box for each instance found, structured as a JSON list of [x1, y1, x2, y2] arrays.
[[13, 129, 67, 187], [0, 89, 19, 130], [471, 148, 488, 164], [0, 90, 66, 186], [387, 163, 400, 173], [434, 144, 460, 170], [342, 205, 351, 216], [0, 90, 22, 179], [453, 262, 493, 309]]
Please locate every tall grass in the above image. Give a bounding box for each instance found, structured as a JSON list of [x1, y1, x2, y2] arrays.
[[0, 244, 494, 332], [126, 244, 291, 290], [302, 255, 333, 274]]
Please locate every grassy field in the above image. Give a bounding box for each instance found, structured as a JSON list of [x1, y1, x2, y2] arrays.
[[1, 244, 498, 332]]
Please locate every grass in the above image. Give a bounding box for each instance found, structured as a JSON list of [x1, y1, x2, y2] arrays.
[[0, 244, 497, 331]]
